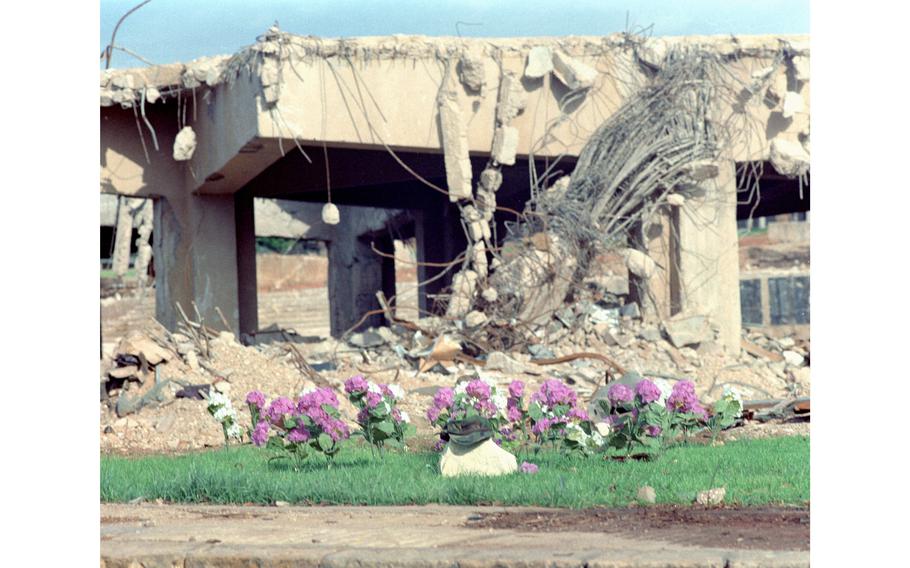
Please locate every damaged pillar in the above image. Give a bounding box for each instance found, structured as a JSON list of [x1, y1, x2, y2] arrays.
[[133, 200, 154, 283], [111, 196, 134, 277], [675, 161, 741, 353], [234, 188, 259, 336], [153, 193, 241, 333], [327, 231, 384, 336], [630, 205, 675, 322]]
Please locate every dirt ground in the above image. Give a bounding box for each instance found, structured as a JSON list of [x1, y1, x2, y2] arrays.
[[471, 506, 810, 551]]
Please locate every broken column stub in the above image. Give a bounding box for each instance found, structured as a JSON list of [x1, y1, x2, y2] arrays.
[[551, 51, 598, 90], [437, 91, 473, 202], [524, 46, 553, 79], [492, 126, 519, 166]]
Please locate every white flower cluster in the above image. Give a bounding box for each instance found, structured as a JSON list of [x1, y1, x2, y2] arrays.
[[565, 422, 605, 450], [207, 391, 243, 440], [722, 385, 744, 418], [399, 410, 411, 423]]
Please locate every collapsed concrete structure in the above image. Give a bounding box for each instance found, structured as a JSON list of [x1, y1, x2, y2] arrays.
[[100, 30, 810, 353]]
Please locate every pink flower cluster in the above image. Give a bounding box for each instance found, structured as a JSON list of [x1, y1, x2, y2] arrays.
[[426, 387, 455, 424], [529, 379, 589, 436], [531, 379, 578, 409], [247, 388, 350, 448], [666, 381, 708, 419]]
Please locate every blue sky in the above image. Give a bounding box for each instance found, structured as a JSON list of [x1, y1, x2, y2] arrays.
[[101, 0, 809, 68]]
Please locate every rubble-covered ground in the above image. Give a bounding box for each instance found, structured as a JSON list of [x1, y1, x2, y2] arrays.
[[100, 306, 809, 455]]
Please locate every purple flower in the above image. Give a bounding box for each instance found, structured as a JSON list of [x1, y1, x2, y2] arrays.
[[426, 405, 441, 423], [608, 383, 634, 405], [365, 391, 383, 409], [433, 387, 454, 410], [508, 380, 524, 399], [392, 408, 403, 423], [465, 380, 491, 400], [344, 375, 369, 394], [433, 439, 446, 452], [506, 403, 522, 423], [356, 408, 370, 425], [635, 379, 662, 405], [667, 380, 704, 416], [519, 462, 539, 474], [251, 420, 270, 447], [499, 427, 517, 442], [567, 407, 590, 422], [531, 379, 577, 408], [266, 397, 295, 425], [245, 390, 266, 409], [644, 425, 662, 437], [531, 417, 554, 436], [287, 426, 310, 443]]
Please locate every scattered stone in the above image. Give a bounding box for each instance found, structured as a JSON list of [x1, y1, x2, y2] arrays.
[[777, 337, 796, 349], [551, 51, 597, 90], [666, 193, 686, 207], [439, 438, 518, 477], [154, 414, 176, 433], [620, 302, 640, 319], [524, 46, 553, 79], [103, 425, 114, 434], [782, 350, 805, 367], [116, 331, 172, 366], [464, 310, 488, 328], [274, 501, 291, 507], [348, 330, 387, 348], [620, 248, 657, 279], [528, 344, 556, 360], [492, 126, 519, 166], [769, 138, 810, 177], [173, 126, 197, 161], [184, 350, 200, 371], [781, 91, 805, 119], [695, 487, 726, 506], [664, 315, 710, 348], [637, 486, 657, 504], [485, 352, 525, 374], [791, 55, 810, 82], [481, 288, 499, 303], [213, 380, 231, 394], [600, 275, 630, 296], [109, 365, 139, 379], [680, 347, 699, 361], [696, 341, 724, 357], [638, 327, 662, 342]]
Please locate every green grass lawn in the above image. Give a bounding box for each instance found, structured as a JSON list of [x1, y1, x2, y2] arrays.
[[101, 436, 808, 508]]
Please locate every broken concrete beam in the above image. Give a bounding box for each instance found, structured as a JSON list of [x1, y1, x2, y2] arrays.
[[458, 49, 486, 93], [769, 138, 810, 177], [496, 72, 527, 124], [637, 38, 668, 70], [492, 126, 519, 166], [524, 46, 553, 79], [437, 91, 473, 202], [551, 51, 597, 90], [173, 126, 197, 161]]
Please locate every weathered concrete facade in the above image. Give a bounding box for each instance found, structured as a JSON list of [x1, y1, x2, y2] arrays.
[[100, 32, 809, 349]]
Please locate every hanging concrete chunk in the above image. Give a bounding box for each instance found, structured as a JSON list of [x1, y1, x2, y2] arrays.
[[458, 49, 486, 93], [492, 126, 519, 166], [791, 55, 810, 82], [524, 46, 553, 79], [769, 138, 810, 177], [551, 51, 598, 90], [480, 168, 503, 193], [173, 126, 197, 161], [321, 203, 340, 225], [620, 248, 657, 279], [496, 72, 527, 124], [437, 91, 473, 202]]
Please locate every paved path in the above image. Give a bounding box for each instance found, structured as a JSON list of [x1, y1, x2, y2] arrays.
[[101, 504, 808, 567]]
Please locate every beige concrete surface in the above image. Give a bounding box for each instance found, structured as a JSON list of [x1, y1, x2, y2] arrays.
[[101, 503, 808, 567]]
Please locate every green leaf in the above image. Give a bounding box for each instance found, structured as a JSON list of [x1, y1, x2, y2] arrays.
[[376, 420, 395, 435], [317, 433, 333, 451], [283, 416, 297, 430], [528, 403, 543, 421], [266, 436, 284, 451]]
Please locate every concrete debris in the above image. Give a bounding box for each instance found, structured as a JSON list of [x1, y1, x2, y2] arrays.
[[781, 91, 805, 119], [791, 55, 810, 82], [348, 329, 388, 348], [782, 350, 805, 367], [637, 38, 668, 70], [638, 327, 662, 342], [492, 126, 519, 166], [484, 352, 526, 374], [769, 138, 810, 177], [496, 72, 527, 124], [551, 50, 598, 90], [458, 49, 486, 93], [437, 91, 473, 202], [173, 126, 198, 161], [620, 302, 641, 319], [681, 160, 720, 182], [524, 46, 553, 79], [447, 269, 479, 318], [666, 193, 686, 207], [116, 331, 172, 367], [464, 310, 488, 329], [439, 439, 518, 477], [321, 203, 340, 225], [663, 315, 711, 348], [481, 287, 499, 303], [620, 248, 657, 279]]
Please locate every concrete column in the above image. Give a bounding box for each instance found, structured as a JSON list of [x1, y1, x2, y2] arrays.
[[327, 231, 384, 336], [153, 193, 240, 333], [631, 206, 675, 323], [676, 160, 742, 353], [111, 195, 134, 276], [235, 189, 259, 336], [133, 200, 154, 283]]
